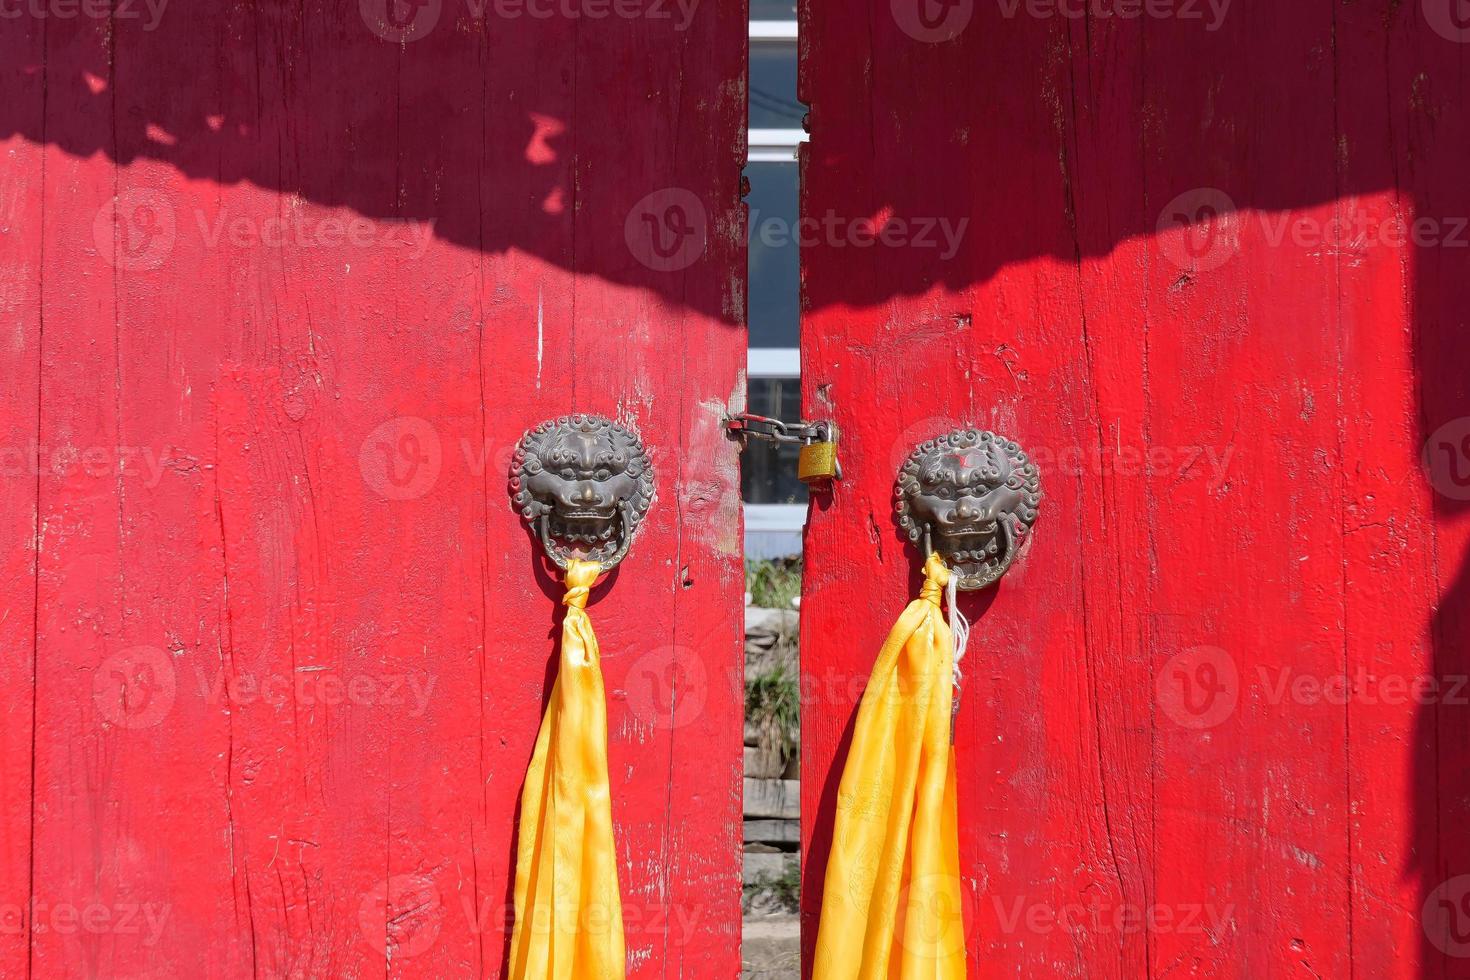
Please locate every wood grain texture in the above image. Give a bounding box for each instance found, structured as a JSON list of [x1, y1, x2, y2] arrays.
[[798, 1, 1470, 975], [3, 2, 745, 975], [0, 12, 43, 977]]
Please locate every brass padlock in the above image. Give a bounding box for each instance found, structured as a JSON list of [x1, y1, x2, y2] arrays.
[[797, 428, 840, 485]]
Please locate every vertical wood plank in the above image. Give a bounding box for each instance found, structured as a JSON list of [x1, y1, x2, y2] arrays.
[[1333, 4, 1438, 974], [0, 12, 43, 976], [1141, 6, 1354, 976], [31, 11, 160, 977], [1392, 9, 1470, 977]]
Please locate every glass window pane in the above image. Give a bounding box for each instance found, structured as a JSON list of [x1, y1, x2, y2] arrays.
[[741, 378, 808, 506], [750, 41, 802, 130], [747, 160, 798, 349], [751, 0, 796, 19]]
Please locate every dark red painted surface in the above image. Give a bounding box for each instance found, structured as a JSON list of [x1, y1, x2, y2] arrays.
[[799, 1, 1470, 976], [1, 2, 746, 975]]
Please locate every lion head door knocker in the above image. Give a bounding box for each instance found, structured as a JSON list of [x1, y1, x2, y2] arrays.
[[895, 429, 1041, 590], [506, 414, 652, 969], [510, 415, 655, 572]]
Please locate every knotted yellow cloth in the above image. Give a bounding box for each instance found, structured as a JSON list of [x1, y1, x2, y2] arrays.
[[509, 559, 625, 980], [813, 553, 967, 978]]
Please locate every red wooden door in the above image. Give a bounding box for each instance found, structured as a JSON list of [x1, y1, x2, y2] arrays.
[[0, 2, 745, 976], [799, 1, 1470, 976]]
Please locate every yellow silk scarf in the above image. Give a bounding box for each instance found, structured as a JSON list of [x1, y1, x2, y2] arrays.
[[509, 559, 626, 980], [813, 553, 967, 979]]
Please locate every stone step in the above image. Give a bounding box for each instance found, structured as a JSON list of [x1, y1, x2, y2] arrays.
[[744, 819, 800, 848], [741, 915, 800, 979], [745, 745, 797, 780], [745, 607, 799, 634], [743, 850, 799, 883], [744, 778, 799, 820]]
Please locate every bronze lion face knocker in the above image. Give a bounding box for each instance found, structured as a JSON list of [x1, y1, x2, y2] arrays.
[[896, 429, 1041, 590], [510, 415, 655, 572]]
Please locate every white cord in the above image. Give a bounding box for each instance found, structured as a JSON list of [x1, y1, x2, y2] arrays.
[[945, 575, 971, 695]]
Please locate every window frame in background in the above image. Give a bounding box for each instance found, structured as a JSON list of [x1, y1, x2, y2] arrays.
[[745, 17, 806, 559]]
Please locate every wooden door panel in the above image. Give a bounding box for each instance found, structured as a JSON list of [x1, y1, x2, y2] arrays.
[[799, 2, 1470, 976], [5, 3, 745, 976]]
